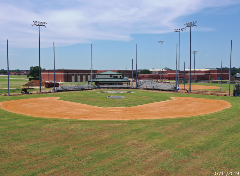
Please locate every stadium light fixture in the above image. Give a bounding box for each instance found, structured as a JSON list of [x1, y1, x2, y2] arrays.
[[32, 21, 47, 92], [184, 21, 197, 92]]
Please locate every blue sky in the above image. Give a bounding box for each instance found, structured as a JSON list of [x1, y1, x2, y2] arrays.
[[0, 0, 240, 70]]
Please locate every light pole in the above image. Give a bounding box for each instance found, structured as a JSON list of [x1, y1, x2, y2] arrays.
[[229, 40, 232, 96], [184, 62, 185, 90], [32, 21, 47, 92], [220, 61, 222, 92], [132, 59, 133, 86], [175, 43, 178, 91], [136, 44, 138, 88], [91, 44, 93, 86], [192, 51, 198, 82], [53, 42, 56, 93], [158, 41, 164, 81], [174, 28, 186, 87], [184, 21, 197, 92], [7, 39, 10, 96]]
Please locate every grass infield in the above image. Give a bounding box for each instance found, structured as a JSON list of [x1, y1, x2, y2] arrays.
[[0, 90, 239, 175]]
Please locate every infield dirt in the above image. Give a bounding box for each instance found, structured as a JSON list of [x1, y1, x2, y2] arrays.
[[0, 97, 231, 120]]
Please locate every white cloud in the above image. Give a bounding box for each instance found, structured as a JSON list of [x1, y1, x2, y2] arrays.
[[0, 0, 239, 48]]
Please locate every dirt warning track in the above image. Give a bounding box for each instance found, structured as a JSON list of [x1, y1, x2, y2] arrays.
[[179, 85, 219, 90], [0, 97, 231, 120]]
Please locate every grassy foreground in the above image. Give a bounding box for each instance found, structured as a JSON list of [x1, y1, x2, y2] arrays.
[[0, 90, 240, 175]]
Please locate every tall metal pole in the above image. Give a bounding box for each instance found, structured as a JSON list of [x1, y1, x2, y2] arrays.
[[229, 40, 232, 96], [192, 51, 198, 83], [53, 42, 55, 93], [32, 21, 47, 93], [175, 43, 178, 91], [194, 52, 195, 82], [184, 21, 197, 92], [174, 28, 186, 87], [7, 39, 10, 96], [158, 41, 164, 81], [161, 42, 162, 81], [39, 26, 41, 92], [91, 44, 93, 85], [189, 26, 191, 92], [184, 62, 185, 90], [220, 61, 222, 92], [178, 32, 180, 87], [136, 44, 137, 88], [132, 59, 133, 86]]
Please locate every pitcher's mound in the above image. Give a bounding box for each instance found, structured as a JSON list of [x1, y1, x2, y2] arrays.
[[0, 97, 231, 120]]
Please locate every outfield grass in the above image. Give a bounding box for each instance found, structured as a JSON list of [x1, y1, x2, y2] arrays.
[[0, 90, 239, 175], [182, 82, 236, 94], [0, 75, 28, 89], [0, 89, 21, 94]]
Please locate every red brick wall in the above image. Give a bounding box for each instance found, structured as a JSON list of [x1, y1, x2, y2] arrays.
[[42, 69, 230, 82], [41, 70, 97, 82], [137, 70, 229, 80]]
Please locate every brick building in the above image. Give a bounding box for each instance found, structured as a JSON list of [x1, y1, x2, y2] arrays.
[[41, 68, 230, 82], [138, 69, 229, 81], [41, 69, 134, 82], [41, 70, 97, 82]]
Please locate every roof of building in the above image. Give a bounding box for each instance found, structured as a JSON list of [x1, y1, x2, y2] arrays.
[[185, 69, 210, 71], [150, 69, 167, 71], [205, 68, 218, 70], [234, 73, 240, 77], [90, 78, 130, 82], [96, 71, 121, 75]]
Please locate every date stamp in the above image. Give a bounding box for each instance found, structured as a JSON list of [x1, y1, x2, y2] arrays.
[[214, 172, 239, 176]]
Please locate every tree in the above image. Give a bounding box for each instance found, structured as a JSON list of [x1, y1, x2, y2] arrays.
[[27, 66, 41, 78], [117, 71, 125, 77], [133, 71, 138, 78], [231, 67, 238, 77], [140, 69, 150, 74], [219, 67, 240, 77]]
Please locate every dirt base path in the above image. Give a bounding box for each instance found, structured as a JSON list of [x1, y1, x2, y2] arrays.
[[179, 85, 219, 90], [0, 97, 231, 120]]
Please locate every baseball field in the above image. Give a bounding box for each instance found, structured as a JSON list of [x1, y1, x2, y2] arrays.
[[0, 89, 239, 175]]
